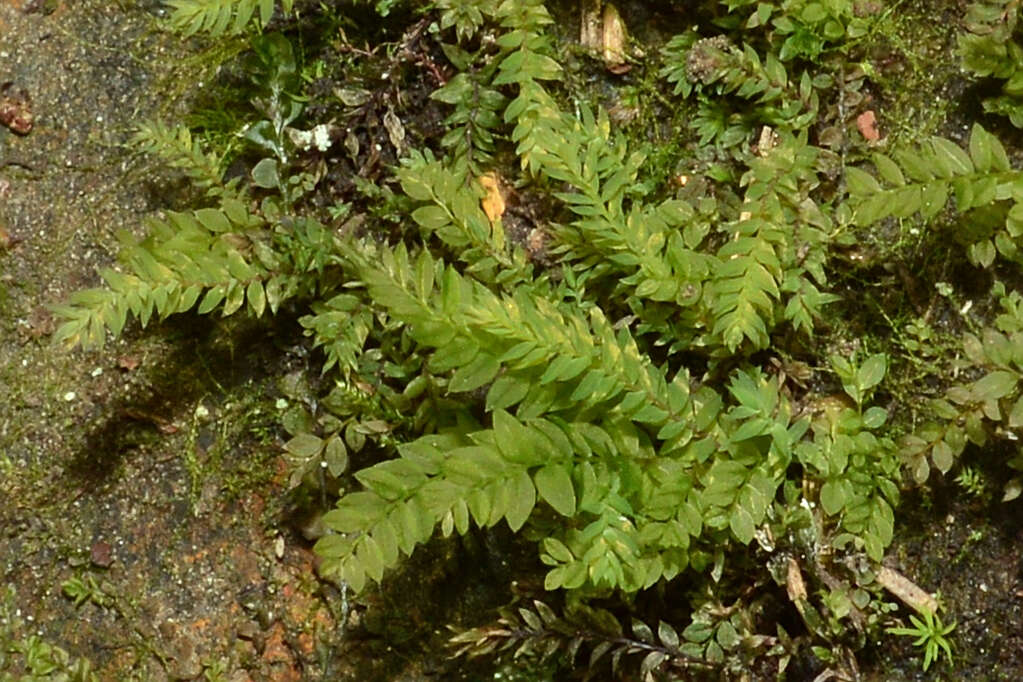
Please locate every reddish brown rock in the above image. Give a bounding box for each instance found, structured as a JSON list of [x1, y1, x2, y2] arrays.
[[0, 82, 33, 134]]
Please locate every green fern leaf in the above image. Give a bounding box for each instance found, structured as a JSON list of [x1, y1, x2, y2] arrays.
[[164, 0, 294, 37]]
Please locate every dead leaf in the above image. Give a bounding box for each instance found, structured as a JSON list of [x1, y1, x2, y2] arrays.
[[602, 3, 631, 74], [857, 110, 880, 141], [122, 407, 178, 434], [26, 307, 53, 339], [756, 125, 779, 156], [0, 225, 13, 251], [785, 557, 807, 603], [90, 540, 113, 567], [383, 108, 406, 155], [876, 565, 938, 614], [479, 172, 506, 222], [580, 0, 602, 50]]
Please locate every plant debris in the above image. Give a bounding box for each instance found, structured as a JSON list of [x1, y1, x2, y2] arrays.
[[0, 82, 34, 135]]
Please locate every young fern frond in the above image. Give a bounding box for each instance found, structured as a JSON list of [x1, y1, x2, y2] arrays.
[[164, 0, 295, 37], [51, 201, 339, 349], [132, 121, 236, 198]]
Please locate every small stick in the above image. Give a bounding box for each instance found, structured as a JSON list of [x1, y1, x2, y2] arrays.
[[876, 565, 939, 614]]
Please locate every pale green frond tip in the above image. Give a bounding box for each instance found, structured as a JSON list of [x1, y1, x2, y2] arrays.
[[164, 0, 295, 37]]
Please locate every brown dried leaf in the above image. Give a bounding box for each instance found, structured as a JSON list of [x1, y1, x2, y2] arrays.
[[0, 224, 13, 250], [857, 110, 880, 142], [602, 4, 631, 73], [383, 108, 406, 155], [876, 566, 938, 614], [580, 0, 602, 50], [785, 556, 807, 602], [122, 407, 178, 434], [479, 172, 506, 222]]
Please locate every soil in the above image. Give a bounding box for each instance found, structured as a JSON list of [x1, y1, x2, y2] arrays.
[[2, 1, 1023, 681]]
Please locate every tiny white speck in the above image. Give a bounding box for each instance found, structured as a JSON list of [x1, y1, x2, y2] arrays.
[[960, 300, 973, 315], [275, 398, 288, 410], [91, 367, 103, 377], [195, 404, 209, 419], [63, 391, 76, 402]]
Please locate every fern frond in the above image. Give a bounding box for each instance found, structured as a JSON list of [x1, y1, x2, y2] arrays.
[[847, 124, 1023, 267], [491, 0, 564, 173], [435, 0, 500, 43], [132, 121, 235, 198], [299, 294, 373, 377], [431, 62, 507, 174], [709, 212, 783, 353], [397, 150, 531, 284], [316, 413, 581, 592], [798, 411, 899, 561], [665, 35, 819, 144], [164, 0, 294, 37], [958, 0, 1023, 126], [51, 200, 323, 349], [348, 245, 696, 445]]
